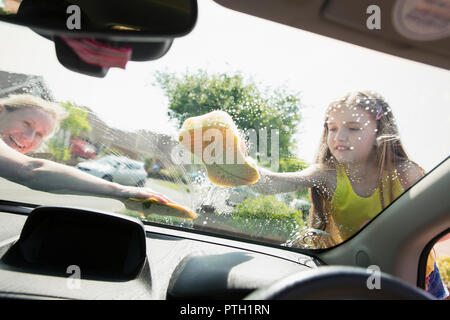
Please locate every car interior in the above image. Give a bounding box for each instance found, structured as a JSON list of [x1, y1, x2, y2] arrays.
[[0, 0, 449, 300]]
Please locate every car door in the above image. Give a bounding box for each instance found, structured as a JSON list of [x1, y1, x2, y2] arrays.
[[125, 164, 140, 186], [134, 164, 147, 185], [111, 162, 129, 185]]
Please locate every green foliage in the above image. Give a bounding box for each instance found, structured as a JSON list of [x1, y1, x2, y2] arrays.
[[154, 70, 302, 158], [230, 195, 304, 241], [59, 101, 91, 136], [47, 141, 71, 162], [0, 8, 13, 15], [278, 157, 308, 173], [47, 101, 91, 162], [143, 158, 154, 171]]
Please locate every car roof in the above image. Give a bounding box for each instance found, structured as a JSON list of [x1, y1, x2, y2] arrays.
[[213, 0, 450, 70]]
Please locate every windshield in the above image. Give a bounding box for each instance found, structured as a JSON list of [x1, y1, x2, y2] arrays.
[[0, 0, 449, 250], [95, 157, 119, 165]]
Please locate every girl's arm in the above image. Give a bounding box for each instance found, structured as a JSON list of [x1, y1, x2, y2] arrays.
[[0, 140, 170, 203], [250, 164, 332, 195]]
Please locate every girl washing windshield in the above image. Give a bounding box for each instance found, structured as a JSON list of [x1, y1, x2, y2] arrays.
[[0, 94, 171, 204], [250, 91, 423, 246], [180, 90, 448, 299], [249, 90, 447, 299]]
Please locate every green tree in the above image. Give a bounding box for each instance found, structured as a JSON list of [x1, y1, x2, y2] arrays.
[[59, 101, 91, 136], [48, 101, 91, 161], [278, 157, 308, 172], [155, 70, 302, 159]]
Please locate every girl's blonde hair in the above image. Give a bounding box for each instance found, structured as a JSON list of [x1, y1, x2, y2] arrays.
[[0, 94, 68, 142], [306, 91, 423, 248]]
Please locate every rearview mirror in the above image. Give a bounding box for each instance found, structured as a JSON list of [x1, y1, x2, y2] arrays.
[[0, 0, 197, 39], [0, 0, 198, 77]]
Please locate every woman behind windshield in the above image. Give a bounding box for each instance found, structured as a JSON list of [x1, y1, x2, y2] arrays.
[[0, 94, 171, 204]]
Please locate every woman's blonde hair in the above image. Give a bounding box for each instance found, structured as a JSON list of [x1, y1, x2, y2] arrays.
[[0, 94, 68, 142], [306, 91, 423, 248]]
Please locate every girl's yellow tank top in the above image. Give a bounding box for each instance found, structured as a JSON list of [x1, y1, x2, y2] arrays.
[[330, 164, 404, 241], [329, 164, 435, 279]]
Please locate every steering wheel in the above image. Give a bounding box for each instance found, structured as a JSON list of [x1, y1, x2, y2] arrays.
[[245, 266, 434, 300]]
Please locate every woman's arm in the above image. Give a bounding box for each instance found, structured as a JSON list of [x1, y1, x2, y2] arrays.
[[250, 164, 332, 195], [0, 140, 170, 203]]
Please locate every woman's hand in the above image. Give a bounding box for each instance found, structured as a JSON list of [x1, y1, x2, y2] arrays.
[[117, 184, 198, 220], [113, 183, 172, 204]]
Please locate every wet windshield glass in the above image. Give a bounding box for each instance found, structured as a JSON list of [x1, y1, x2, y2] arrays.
[[96, 158, 116, 165], [0, 1, 449, 250]]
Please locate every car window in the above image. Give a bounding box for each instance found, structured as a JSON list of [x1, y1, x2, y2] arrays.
[[423, 232, 450, 299], [0, 0, 448, 251]]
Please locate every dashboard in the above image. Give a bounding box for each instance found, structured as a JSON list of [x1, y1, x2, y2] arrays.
[[0, 209, 317, 300]]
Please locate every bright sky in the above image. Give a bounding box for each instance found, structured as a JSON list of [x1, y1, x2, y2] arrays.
[[0, 0, 449, 171]]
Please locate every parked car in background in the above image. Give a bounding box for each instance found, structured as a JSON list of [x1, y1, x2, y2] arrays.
[[70, 137, 97, 160], [76, 155, 147, 187]]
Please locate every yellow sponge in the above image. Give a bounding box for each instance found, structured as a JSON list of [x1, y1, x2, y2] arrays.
[[178, 110, 260, 187], [125, 197, 198, 220]]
